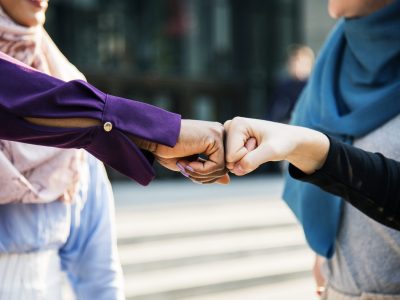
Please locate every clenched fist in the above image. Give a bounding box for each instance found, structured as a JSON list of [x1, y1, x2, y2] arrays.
[[134, 119, 230, 184], [224, 117, 329, 176]]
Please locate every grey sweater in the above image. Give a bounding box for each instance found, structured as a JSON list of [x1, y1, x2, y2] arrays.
[[323, 115, 400, 295]]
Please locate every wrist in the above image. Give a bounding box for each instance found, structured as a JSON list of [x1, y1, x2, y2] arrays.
[[287, 127, 330, 174], [129, 135, 158, 153]]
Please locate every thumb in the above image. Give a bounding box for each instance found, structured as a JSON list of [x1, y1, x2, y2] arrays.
[[232, 143, 271, 176], [244, 137, 257, 151], [225, 125, 252, 166], [227, 137, 257, 170]]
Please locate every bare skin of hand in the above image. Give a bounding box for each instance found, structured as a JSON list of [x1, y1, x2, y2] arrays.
[[224, 117, 330, 176], [25, 117, 100, 128], [133, 119, 230, 184], [313, 255, 326, 297]]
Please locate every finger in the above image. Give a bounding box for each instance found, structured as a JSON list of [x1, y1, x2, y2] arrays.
[[176, 161, 191, 177], [226, 137, 256, 172], [186, 167, 228, 179], [157, 156, 180, 172], [190, 178, 216, 185], [185, 141, 225, 175], [233, 137, 257, 173], [223, 120, 232, 130], [232, 143, 270, 175], [245, 137, 257, 151], [189, 176, 222, 184], [186, 169, 227, 180], [190, 174, 230, 185], [215, 173, 230, 184], [177, 164, 225, 181], [226, 162, 235, 170], [177, 160, 227, 178], [194, 173, 230, 184], [178, 161, 227, 183], [225, 121, 250, 164]]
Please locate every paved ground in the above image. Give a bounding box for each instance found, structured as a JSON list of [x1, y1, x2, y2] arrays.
[[112, 175, 319, 300]]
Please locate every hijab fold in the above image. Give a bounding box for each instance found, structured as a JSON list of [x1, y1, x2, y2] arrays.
[[0, 7, 86, 204], [283, 1, 400, 257]]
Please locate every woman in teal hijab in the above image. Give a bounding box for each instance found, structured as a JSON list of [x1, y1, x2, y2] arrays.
[[282, 0, 400, 298]]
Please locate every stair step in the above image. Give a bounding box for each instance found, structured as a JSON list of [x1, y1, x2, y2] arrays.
[[116, 197, 295, 243], [112, 177, 313, 300], [122, 244, 307, 274], [119, 226, 306, 271], [183, 276, 318, 300], [123, 248, 314, 299]]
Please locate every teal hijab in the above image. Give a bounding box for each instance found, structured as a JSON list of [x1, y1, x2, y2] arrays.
[[283, 1, 400, 258]]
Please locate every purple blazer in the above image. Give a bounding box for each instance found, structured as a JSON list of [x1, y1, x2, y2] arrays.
[[0, 52, 181, 185]]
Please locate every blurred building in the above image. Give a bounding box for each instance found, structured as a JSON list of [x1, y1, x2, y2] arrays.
[[45, 0, 334, 178]]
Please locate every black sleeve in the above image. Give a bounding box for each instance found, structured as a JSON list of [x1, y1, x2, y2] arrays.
[[289, 136, 400, 231]]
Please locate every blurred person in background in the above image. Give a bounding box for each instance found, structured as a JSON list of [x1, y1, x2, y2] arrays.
[[281, 0, 400, 299], [266, 45, 314, 124], [0, 0, 124, 299]]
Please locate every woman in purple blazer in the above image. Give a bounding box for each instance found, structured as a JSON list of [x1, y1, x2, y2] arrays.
[[0, 52, 228, 185], [0, 3, 226, 298]]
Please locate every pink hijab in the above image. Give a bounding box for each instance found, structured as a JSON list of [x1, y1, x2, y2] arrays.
[[0, 7, 87, 204]]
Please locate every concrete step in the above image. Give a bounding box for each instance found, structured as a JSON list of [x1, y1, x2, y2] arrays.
[[123, 248, 314, 299], [183, 277, 318, 300], [115, 197, 296, 244], [112, 177, 315, 300], [118, 226, 306, 273]]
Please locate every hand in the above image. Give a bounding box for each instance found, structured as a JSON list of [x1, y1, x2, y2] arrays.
[[134, 119, 229, 184], [224, 117, 330, 176], [313, 255, 326, 297]]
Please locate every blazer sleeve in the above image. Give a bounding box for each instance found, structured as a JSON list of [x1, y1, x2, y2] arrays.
[[0, 52, 181, 185], [289, 136, 400, 231]]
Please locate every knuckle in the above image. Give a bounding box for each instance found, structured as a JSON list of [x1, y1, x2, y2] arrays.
[[231, 116, 246, 130], [232, 116, 241, 122], [240, 157, 254, 172], [213, 123, 225, 136], [225, 153, 236, 163], [232, 116, 244, 124], [226, 162, 235, 169], [205, 135, 216, 146], [195, 169, 208, 175]]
